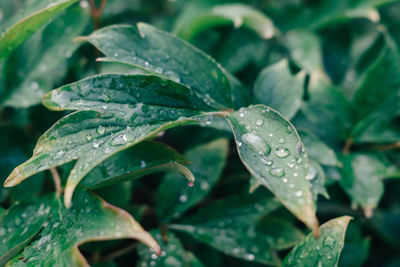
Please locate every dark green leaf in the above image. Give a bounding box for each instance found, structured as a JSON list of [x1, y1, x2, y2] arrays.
[[169, 190, 282, 265], [81, 141, 192, 189], [254, 59, 305, 120], [1, 6, 89, 107], [157, 138, 229, 222], [4, 74, 222, 207], [227, 105, 319, 232], [138, 230, 202, 267], [282, 216, 352, 267], [81, 23, 233, 109], [2, 187, 159, 266], [0, 0, 78, 59]]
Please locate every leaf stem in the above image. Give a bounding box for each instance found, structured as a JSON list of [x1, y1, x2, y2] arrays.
[[50, 167, 62, 197], [89, 0, 108, 30], [342, 137, 353, 154]]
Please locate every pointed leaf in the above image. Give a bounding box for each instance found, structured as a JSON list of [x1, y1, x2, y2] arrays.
[[81, 23, 233, 109], [254, 59, 305, 120], [1, 6, 89, 107], [2, 187, 159, 266], [81, 141, 192, 189], [339, 153, 393, 216], [174, 3, 276, 40], [4, 74, 221, 207], [138, 230, 203, 267], [169, 190, 282, 265], [227, 104, 319, 232], [156, 138, 229, 222], [299, 129, 339, 167], [282, 216, 352, 267], [0, 0, 78, 59]]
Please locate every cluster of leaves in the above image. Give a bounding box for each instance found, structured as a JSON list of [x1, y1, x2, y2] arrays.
[[1, 0, 400, 266]]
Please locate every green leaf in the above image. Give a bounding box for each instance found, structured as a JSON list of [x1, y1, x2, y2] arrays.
[[173, 3, 276, 40], [300, 76, 353, 142], [308, 160, 329, 200], [156, 138, 229, 222], [2, 187, 159, 266], [282, 216, 352, 267], [138, 230, 204, 267], [81, 141, 192, 189], [254, 59, 305, 120], [284, 29, 324, 75], [169, 190, 282, 265], [298, 129, 339, 166], [227, 104, 319, 232], [80, 23, 233, 109], [4, 74, 223, 207], [0, 0, 79, 59], [1, 6, 89, 107], [352, 32, 400, 118], [339, 152, 393, 216]]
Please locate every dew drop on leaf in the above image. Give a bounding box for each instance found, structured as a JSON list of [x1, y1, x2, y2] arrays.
[[242, 133, 271, 156]]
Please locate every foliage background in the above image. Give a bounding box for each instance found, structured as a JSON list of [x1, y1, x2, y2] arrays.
[[1, 0, 400, 266]]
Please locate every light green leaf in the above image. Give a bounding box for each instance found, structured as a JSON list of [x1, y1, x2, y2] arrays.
[[173, 3, 276, 40], [156, 138, 229, 222], [2, 187, 159, 267], [4, 74, 224, 207], [1, 6, 89, 107], [254, 59, 305, 120], [284, 29, 324, 75], [169, 190, 282, 265], [308, 160, 329, 200], [282, 216, 352, 267], [339, 153, 392, 216], [227, 105, 319, 232], [0, 0, 78, 59], [298, 129, 339, 166], [80, 23, 233, 109], [81, 141, 192, 189]]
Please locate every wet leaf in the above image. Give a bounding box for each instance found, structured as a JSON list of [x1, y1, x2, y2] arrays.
[[282, 216, 352, 267], [298, 129, 339, 167], [227, 105, 319, 232], [80, 23, 233, 109], [137, 230, 203, 267], [157, 138, 229, 222], [0, 0, 78, 59], [2, 187, 159, 266], [254, 59, 305, 120], [1, 6, 89, 107], [81, 141, 192, 189], [173, 3, 276, 40], [4, 74, 221, 207], [169, 190, 282, 265]]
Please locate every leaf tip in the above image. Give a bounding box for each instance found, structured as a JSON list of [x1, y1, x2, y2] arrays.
[[4, 167, 23, 187]]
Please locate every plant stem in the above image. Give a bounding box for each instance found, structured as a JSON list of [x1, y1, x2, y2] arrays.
[[101, 243, 138, 262], [50, 167, 62, 197], [342, 136, 353, 154], [89, 0, 108, 30]]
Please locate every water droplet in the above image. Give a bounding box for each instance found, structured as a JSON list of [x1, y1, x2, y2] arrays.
[[295, 191, 303, 197], [244, 253, 255, 261], [293, 172, 298, 177], [306, 165, 317, 180], [0, 227, 6, 236], [270, 168, 285, 177], [239, 112, 244, 117], [261, 157, 272, 166], [110, 134, 127, 146], [277, 137, 285, 144], [86, 135, 92, 141], [15, 217, 22, 226], [242, 133, 271, 156], [140, 160, 146, 168], [255, 119, 263, 126], [275, 147, 290, 158], [97, 125, 105, 135]]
